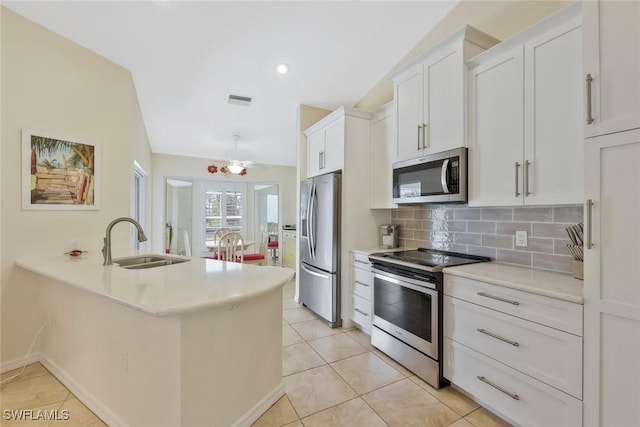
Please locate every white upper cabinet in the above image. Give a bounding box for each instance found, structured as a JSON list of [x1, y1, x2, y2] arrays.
[[469, 3, 583, 207], [305, 114, 345, 178], [583, 0, 640, 138], [394, 27, 499, 162], [370, 102, 397, 209]]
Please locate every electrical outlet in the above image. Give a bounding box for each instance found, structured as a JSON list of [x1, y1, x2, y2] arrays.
[[515, 231, 528, 247], [120, 352, 128, 373]]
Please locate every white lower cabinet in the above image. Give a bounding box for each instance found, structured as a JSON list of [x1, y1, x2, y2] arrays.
[[350, 251, 373, 334], [444, 274, 583, 426]]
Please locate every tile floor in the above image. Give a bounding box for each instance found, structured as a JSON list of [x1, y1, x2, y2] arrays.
[[0, 363, 106, 426], [253, 279, 513, 427], [0, 278, 512, 427]]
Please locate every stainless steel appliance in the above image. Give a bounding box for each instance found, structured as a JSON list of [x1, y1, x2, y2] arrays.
[[378, 224, 398, 249], [299, 172, 341, 327], [369, 249, 490, 388], [392, 147, 467, 205]]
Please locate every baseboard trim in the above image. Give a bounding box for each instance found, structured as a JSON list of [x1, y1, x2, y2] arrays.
[[232, 382, 285, 427], [1, 353, 41, 374], [37, 355, 128, 427]]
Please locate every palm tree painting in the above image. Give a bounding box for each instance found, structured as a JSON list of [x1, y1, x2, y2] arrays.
[[22, 129, 100, 210]]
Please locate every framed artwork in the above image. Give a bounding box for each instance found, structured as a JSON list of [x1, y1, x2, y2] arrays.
[[22, 129, 100, 210]]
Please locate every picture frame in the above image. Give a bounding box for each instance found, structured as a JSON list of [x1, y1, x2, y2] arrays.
[[22, 128, 100, 210]]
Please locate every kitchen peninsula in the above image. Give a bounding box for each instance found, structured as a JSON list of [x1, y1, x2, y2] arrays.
[[15, 253, 294, 427]]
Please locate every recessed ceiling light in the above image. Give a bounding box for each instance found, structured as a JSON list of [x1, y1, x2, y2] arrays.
[[276, 64, 289, 75]]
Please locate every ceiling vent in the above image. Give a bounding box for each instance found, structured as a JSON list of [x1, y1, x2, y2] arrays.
[[228, 94, 252, 106]]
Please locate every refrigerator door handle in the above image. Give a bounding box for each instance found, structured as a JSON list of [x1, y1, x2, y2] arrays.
[[309, 182, 317, 259], [305, 182, 313, 259], [301, 263, 330, 279]]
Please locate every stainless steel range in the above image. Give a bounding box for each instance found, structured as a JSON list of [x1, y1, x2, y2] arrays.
[[369, 248, 490, 388]]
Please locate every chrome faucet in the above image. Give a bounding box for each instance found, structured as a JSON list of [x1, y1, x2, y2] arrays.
[[102, 217, 148, 265]]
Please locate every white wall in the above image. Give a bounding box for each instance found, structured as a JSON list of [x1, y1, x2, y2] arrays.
[[1, 8, 152, 363], [151, 153, 297, 255]]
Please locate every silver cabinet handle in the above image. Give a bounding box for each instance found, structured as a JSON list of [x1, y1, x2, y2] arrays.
[[524, 160, 531, 196], [318, 152, 322, 170], [586, 199, 594, 249], [422, 123, 428, 149], [586, 74, 594, 125], [477, 328, 520, 347], [354, 259, 370, 265], [354, 308, 369, 316], [477, 376, 520, 400], [417, 124, 422, 150], [355, 281, 370, 287], [515, 162, 521, 197], [477, 292, 520, 305]]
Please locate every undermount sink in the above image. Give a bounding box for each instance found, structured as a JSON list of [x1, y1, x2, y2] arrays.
[[114, 255, 191, 270]]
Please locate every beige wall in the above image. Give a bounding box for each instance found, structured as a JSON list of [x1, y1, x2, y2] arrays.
[[356, 0, 571, 111], [151, 153, 297, 255], [1, 8, 152, 363]]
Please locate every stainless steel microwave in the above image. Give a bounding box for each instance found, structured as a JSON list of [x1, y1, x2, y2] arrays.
[[392, 147, 467, 204]]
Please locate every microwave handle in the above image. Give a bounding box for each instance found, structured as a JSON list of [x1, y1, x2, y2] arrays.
[[441, 159, 450, 194]]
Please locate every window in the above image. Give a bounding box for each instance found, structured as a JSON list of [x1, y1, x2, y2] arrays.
[[203, 183, 246, 245], [133, 161, 148, 250]]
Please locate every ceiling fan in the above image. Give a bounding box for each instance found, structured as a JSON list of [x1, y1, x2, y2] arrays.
[[208, 135, 254, 176]]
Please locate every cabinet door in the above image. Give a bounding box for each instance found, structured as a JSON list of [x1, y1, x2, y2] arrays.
[[524, 19, 583, 205], [322, 116, 345, 174], [307, 131, 324, 178], [469, 47, 524, 207], [425, 49, 464, 154], [395, 65, 424, 161], [370, 112, 397, 208], [584, 129, 640, 427], [583, 0, 640, 138]]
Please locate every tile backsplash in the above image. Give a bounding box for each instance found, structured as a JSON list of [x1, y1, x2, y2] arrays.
[[391, 204, 584, 274]]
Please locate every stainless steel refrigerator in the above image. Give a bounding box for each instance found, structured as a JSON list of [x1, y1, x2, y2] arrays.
[[299, 172, 341, 328]]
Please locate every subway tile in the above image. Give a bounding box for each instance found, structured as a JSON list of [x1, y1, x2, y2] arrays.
[[413, 209, 430, 220], [399, 229, 415, 239], [514, 237, 554, 254], [454, 208, 481, 221], [399, 238, 422, 249], [553, 206, 584, 224], [513, 207, 552, 222], [481, 234, 514, 249], [424, 241, 466, 253], [553, 239, 574, 255], [532, 253, 573, 274], [397, 209, 414, 220], [405, 219, 423, 230], [481, 208, 513, 221], [496, 222, 532, 236], [427, 208, 455, 221], [426, 221, 467, 232], [429, 231, 454, 243], [532, 223, 572, 239], [468, 221, 496, 234], [467, 246, 496, 259], [453, 233, 482, 246], [496, 249, 532, 267], [391, 210, 399, 220], [391, 219, 405, 228], [414, 230, 429, 241]]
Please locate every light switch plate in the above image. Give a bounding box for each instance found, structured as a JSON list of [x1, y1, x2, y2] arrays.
[[516, 231, 528, 247]]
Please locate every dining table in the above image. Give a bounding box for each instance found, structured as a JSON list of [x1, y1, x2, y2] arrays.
[[205, 240, 255, 252]]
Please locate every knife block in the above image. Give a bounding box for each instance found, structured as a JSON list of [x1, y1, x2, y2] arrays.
[[572, 260, 583, 280]]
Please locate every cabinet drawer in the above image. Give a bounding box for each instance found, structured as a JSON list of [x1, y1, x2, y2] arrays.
[[351, 252, 371, 268], [352, 294, 372, 332], [352, 267, 372, 300], [444, 338, 582, 427], [444, 275, 583, 335], [444, 296, 582, 399]]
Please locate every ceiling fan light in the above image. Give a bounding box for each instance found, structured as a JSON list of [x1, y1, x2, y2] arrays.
[[227, 163, 244, 174]]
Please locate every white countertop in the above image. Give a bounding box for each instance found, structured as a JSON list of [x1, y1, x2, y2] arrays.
[[16, 252, 294, 317], [443, 262, 583, 304]]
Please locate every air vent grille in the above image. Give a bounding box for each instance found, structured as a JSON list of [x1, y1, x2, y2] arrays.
[[228, 94, 252, 106]]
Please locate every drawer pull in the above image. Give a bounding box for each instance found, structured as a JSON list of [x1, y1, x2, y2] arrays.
[[477, 376, 520, 401], [355, 260, 370, 265], [477, 292, 520, 305], [477, 328, 520, 347], [355, 281, 370, 287], [354, 308, 369, 316]]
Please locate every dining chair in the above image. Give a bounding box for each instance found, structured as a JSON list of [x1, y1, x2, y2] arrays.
[[218, 232, 245, 263], [243, 229, 267, 265], [207, 228, 232, 260]]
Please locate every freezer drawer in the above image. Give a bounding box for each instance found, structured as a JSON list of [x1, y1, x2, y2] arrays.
[[299, 262, 341, 328]]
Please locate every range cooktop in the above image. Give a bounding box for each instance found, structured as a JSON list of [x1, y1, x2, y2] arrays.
[[369, 248, 491, 273]]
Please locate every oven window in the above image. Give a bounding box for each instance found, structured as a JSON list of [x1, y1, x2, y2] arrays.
[[374, 277, 432, 343]]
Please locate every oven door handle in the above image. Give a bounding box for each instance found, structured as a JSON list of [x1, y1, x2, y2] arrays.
[[373, 272, 438, 294]]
